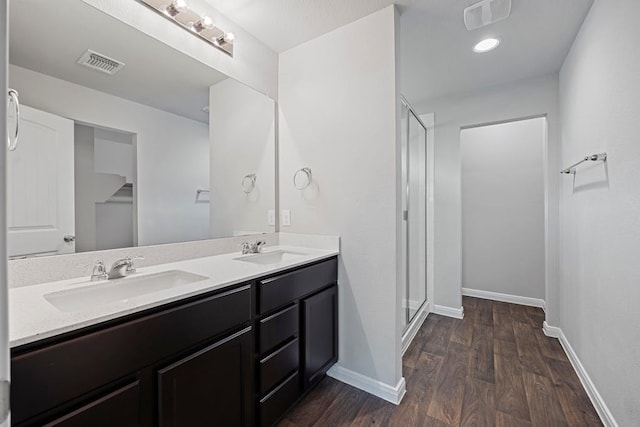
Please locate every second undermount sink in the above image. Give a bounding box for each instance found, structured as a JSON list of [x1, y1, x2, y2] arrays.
[[44, 270, 209, 312], [233, 250, 309, 265]]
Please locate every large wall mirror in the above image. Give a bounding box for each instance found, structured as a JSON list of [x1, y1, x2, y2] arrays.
[[7, 0, 275, 258]]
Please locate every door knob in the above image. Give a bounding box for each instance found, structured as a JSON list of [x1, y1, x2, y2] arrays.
[[63, 235, 75, 243]]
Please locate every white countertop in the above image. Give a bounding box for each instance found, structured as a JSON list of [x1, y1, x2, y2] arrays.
[[9, 245, 339, 348]]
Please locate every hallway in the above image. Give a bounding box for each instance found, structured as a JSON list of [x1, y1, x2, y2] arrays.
[[278, 297, 601, 426]]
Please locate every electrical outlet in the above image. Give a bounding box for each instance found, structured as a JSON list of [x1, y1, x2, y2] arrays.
[[267, 210, 275, 226], [282, 210, 291, 226]]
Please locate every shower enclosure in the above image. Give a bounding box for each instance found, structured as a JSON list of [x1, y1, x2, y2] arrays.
[[400, 97, 431, 339]]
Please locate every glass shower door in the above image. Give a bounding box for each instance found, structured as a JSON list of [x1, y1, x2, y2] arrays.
[[401, 99, 428, 331]]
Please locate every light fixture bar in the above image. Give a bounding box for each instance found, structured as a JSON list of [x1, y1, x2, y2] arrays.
[[135, 0, 234, 57]]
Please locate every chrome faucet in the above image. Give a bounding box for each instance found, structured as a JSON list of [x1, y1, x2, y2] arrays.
[[241, 240, 266, 255], [107, 256, 144, 279]]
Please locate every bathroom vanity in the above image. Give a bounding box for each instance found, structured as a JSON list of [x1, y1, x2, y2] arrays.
[[9, 249, 338, 427]]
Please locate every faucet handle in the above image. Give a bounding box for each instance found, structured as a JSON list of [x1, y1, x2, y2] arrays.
[[78, 260, 107, 281], [126, 255, 144, 274], [240, 241, 251, 254]]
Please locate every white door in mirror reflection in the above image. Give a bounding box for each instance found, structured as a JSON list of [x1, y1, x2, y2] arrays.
[[7, 105, 75, 258]]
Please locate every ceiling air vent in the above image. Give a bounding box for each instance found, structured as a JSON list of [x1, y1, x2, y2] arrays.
[[464, 0, 511, 31], [77, 50, 125, 75]]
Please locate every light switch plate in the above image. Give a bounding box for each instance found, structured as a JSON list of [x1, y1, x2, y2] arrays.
[[282, 210, 291, 226], [268, 210, 275, 226]]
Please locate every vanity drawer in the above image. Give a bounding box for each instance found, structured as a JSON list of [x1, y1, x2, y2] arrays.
[[259, 257, 337, 314], [259, 338, 299, 396], [12, 285, 251, 424], [259, 304, 299, 354], [259, 371, 300, 427]]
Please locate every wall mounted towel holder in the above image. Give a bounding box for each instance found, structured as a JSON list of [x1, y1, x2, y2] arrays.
[[242, 174, 257, 194], [561, 152, 607, 175], [293, 167, 312, 190]]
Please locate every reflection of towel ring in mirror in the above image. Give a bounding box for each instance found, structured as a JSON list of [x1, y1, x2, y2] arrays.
[[293, 168, 312, 190], [7, 89, 20, 151], [242, 174, 257, 194]]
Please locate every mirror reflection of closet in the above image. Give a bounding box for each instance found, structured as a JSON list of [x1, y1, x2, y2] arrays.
[[74, 124, 136, 252]]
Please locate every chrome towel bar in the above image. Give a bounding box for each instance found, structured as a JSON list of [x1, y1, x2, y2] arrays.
[[561, 152, 607, 174]]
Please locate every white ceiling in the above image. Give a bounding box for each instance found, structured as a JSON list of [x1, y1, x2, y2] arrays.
[[10, 0, 594, 119], [10, 0, 228, 123], [205, 0, 403, 53], [400, 0, 594, 102], [208, 0, 594, 102]]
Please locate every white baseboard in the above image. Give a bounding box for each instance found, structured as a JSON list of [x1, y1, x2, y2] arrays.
[[433, 304, 464, 319], [542, 323, 617, 427], [327, 365, 406, 405], [462, 287, 546, 310], [542, 321, 561, 338], [402, 302, 429, 355]]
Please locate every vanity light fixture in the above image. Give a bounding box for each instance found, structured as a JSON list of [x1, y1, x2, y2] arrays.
[[136, 0, 234, 56], [473, 37, 501, 53]]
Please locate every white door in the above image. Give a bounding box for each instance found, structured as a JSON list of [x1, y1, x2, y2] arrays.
[[7, 105, 75, 258]]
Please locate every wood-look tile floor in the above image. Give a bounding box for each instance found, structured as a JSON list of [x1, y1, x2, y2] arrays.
[[278, 297, 602, 427]]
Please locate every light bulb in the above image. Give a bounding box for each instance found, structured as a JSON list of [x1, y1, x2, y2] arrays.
[[165, 0, 186, 17], [215, 32, 234, 45], [193, 15, 213, 32]]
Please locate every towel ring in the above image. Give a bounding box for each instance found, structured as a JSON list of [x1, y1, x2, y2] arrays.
[[242, 174, 256, 194], [293, 168, 312, 190], [7, 89, 20, 151]]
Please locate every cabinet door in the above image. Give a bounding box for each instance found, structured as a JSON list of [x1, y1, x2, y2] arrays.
[[157, 327, 253, 427], [302, 286, 338, 388]]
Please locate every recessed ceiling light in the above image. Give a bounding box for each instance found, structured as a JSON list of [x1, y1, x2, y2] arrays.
[[473, 37, 501, 53]]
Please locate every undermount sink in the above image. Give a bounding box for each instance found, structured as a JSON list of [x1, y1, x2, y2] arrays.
[[44, 270, 209, 312], [233, 250, 309, 265]]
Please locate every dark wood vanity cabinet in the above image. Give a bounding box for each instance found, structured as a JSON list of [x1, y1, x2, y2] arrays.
[[11, 284, 254, 427], [256, 257, 338, 426], [11, 256, 338, 427]]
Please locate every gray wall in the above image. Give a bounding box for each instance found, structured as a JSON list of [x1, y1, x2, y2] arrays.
[[461, 118, 545, 299], [209, 78, 275, 238], [74, 124, 97, 253], [416, 74, 560, 324], [278, 6, 403, 391], [559, 0, 640, 424]]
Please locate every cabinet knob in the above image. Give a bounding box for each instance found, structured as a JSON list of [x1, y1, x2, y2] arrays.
[[63, 235, 75, 243]]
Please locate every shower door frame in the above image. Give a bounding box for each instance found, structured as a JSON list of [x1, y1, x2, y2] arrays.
[[400, 96, 434, 345]]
